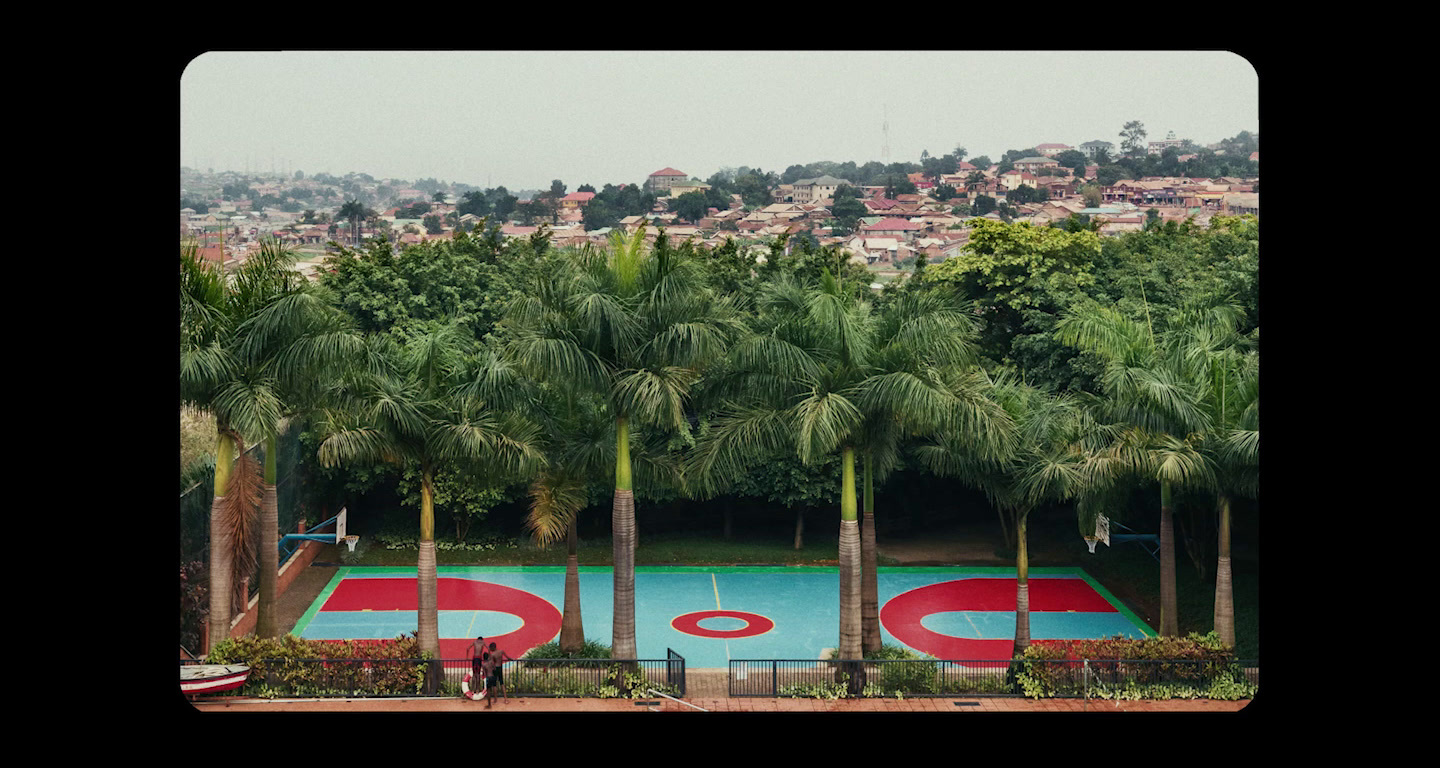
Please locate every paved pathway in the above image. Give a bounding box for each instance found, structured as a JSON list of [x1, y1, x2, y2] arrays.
[[189, 693, 1251, 713]]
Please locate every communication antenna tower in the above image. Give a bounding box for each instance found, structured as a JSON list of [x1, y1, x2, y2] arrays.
[[882, 104, 890, 165]]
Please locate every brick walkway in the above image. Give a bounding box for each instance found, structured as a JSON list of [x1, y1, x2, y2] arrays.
[[189, 694, 1251, 713]]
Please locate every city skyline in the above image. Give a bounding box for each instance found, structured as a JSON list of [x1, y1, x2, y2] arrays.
[[181, 51, 1259, 191]]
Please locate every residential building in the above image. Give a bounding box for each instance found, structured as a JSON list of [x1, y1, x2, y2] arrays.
[[1080, 140, 1115, 160], [1147, 131, 1186, 155], [646, 167, 689, 193], [861, 217, 923, 242], [560, 191, 595, 209], [669, 180, 711, 198], [789, 175, 852, 204], [1013, 156, 1060, 174], [1034, 143, 1073, 158]]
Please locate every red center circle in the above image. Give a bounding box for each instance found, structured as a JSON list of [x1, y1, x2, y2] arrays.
[[671, 610, 774, 639]]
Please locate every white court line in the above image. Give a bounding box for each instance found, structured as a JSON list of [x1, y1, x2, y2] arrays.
[[711, 572, 731, 664]]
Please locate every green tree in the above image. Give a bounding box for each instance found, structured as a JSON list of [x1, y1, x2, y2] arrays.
[[521, 388, 612, 653], [503, 225, 741, 661], [320, 229, 525, 343], [670, 190, 711, 223], [852, 286, 1011, 652], [688, 271, 1009, 671], [181, 240, 356, 648], [458, 191, 492, 218], [915, 375, 1105, 656], [228, 241, 365, 637], [1055, 149, 1089, 175], [1056, 302, 1221, 637], [337, 199, 369, 247], [1170, 303, 1258, 648], [316, 324, 543, 661], [582, 198, 621, 232], [829, 185, 867, 236], [1120, 120, 1148, 156]]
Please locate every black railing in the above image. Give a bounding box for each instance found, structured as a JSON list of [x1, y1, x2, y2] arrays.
[[202, 654, 687, 699], [729, 658, 1259, 699], [729, 658, 1014, 698], [468, 655, 684, 698], [1016, 658, 1259, 699]]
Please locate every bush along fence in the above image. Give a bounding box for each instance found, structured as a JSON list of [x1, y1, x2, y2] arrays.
[[730, 634, 1257, 700], [192, 635, 685, 700], [188, 633, 1254, 702]]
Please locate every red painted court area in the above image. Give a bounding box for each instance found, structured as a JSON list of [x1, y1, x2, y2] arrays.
[[324, 577, 562, 660], [881, 578, 1117, 662]]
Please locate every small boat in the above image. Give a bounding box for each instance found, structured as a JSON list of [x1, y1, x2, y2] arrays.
[[180, 664, 251, 695]]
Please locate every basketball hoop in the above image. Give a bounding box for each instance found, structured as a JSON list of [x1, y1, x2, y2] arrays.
[[343, 535, 360, 552], [1084, 515, 1111, 554]]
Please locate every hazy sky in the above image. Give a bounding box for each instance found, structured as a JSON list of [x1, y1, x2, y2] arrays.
[[180, 51, 1258, 192]]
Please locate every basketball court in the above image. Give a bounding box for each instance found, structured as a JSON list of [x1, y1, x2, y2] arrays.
[[292, 566, 1153, 667]]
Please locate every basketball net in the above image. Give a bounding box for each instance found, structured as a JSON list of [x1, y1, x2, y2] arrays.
[[1084, 514, 1111, 553]]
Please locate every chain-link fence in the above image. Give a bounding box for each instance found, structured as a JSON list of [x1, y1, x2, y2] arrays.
[[179, 421, 305, 651]]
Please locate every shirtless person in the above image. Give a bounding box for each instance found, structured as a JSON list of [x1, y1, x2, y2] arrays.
[[482, 642, 514, 707], [465, 636, 486, 698]]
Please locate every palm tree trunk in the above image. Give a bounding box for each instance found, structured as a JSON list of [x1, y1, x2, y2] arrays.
[[611, 416, 638, 661], [837, 446, 862, 661], [1213, 494, 1235, 648], [255, 434, 280, 638], [416, 466, 440, 658], [861, 454, 881, 654], [837, 446, 865, 694], [206, 430, 237, 653], [559, 515, 585, 654], [1012, 508, 1031, 658], [1159, 480, 1179, 636]]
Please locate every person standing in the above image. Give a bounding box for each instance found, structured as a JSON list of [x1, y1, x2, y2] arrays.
[[466, 637, 486, 698], [484, 642, 514, 707]]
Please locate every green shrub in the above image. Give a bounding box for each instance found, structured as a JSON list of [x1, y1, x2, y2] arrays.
[[205, 633, 431, 697], [1013, 632, 1254, 700]]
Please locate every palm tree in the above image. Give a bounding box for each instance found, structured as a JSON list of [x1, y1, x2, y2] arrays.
[[690, 272, 1010, 668], [316, 324, 543, 660], [521, 389, 612, 654], [1173, 304, 1258, 648], [232, 241, 367, 638], [853, 285, 1007, 653], [337, 199, 368, 247], [183, 241, 311, 651], [502, 226, 739, 661], [914, 374, 1112, 656], [1057, 302, 1217, 637]]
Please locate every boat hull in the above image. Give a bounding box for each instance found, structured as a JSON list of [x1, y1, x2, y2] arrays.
[[181, 665, 251, 695]]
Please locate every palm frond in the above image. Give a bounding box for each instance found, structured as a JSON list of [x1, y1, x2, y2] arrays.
[[792, 390, 861, 464], [612, 366, 699, 432]]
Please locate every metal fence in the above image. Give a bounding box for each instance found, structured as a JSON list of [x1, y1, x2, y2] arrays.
[[729, 658, 1259, 699], [1016, 658, 1260, 699], [178, 421, 304, 588], [446, 654, 686, 699], [188, 653, 687, 699]]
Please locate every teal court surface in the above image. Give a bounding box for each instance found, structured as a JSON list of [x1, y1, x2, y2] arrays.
[[293, 566, 1154, 668]]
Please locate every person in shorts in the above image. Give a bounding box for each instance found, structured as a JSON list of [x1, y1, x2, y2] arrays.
[[466, 637, 486, 695], [483, 641, 514, 707]]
